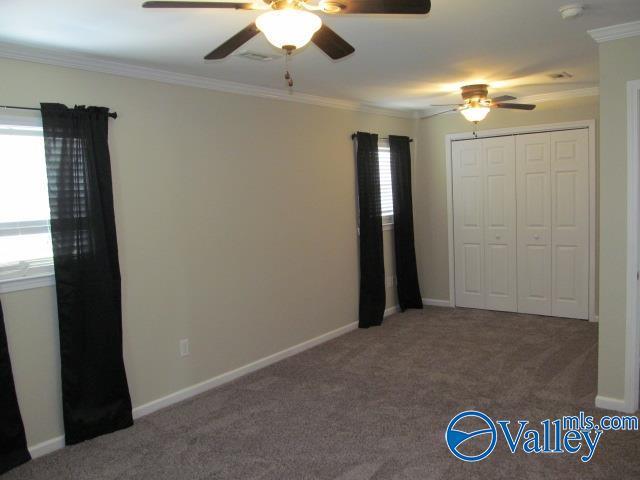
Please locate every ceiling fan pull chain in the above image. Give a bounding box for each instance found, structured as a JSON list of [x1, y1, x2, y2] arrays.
[[284, 49, 294, 89]]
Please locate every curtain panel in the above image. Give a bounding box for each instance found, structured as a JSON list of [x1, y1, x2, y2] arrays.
[[0, 301, 31, 474], [389, 135, 423, 310], [41, 103, 133, 445], [355, 132, 386, 328]]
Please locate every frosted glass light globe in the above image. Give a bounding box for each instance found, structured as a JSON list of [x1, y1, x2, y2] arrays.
[[460, 106, 490, 123], [256, 9, 322, 50]]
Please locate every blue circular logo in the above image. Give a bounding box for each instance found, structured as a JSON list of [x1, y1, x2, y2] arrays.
[[445, 410, 497, 462]]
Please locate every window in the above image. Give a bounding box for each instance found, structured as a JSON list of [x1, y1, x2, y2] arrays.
[[0, 116, 54, 291], [378, 139, 394, 225]]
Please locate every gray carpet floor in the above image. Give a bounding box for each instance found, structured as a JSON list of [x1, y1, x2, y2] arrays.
[[5, 307, 640, 479]]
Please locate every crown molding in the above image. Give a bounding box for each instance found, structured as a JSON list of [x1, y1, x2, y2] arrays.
[[418, 86, 599, 119], [517, 86, 599, 104], [588, 20, 640, 43], [0, 41, 414, 119]]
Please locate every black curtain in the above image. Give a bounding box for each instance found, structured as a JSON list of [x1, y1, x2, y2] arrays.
[[41, 103, 132, 445], [389, 136, 423, 311], [355, 132, 386, 328], [0, 301, 31, 474]]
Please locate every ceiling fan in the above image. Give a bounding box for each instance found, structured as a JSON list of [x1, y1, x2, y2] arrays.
[[142, 1, 432, 60], [427, 84, 537, 123]]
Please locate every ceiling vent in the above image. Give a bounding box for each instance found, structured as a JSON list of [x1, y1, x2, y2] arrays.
[[234, 50, 280, 62], [549, 71, 574, 80]]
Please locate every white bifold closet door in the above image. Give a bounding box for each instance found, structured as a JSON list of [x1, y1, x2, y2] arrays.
[[453, 136, 517, 311], [516, 130, 589, 319], [516, 133, 552, 315], [550, 130, 589, 319], [453, 129, 589, 319]]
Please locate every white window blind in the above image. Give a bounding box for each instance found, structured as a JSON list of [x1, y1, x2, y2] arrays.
[[0, 118, 54, 286], [378, 139, 394, 223]]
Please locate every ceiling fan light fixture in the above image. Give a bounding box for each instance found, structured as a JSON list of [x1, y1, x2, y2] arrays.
[[256, 8, 322, 50], [460, 106, 490, 123]]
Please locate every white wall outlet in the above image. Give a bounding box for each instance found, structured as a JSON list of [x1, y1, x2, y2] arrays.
[[179, 339, 190, 357]]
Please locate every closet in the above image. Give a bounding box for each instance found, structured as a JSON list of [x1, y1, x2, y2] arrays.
[[452, 129, 590, 319]]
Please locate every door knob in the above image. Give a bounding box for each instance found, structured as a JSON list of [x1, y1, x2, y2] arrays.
[[496, 235, 501, 240], [534, 234, 540, 240]]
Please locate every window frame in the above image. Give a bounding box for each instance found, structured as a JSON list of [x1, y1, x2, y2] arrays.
[[0, 113, 55, 294]]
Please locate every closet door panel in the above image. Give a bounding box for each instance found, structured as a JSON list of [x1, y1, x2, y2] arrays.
[[483, 137, 517, 311], [550, 129, 589, 319], [453, 139, 485, 308], [516, 133, 552, 315]]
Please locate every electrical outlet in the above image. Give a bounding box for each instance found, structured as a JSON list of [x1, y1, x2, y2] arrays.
[[386, 276, 396, 288], [179, 339, 190, 357]]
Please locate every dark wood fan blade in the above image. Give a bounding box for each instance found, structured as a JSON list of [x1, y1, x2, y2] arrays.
[[205, 23, 260, 59], [494, 103, 536, 110], [336, 0, 431, 14], [312, 25, 355, 60], [143, 1, 255, 9], [492, 95, 517, 103]]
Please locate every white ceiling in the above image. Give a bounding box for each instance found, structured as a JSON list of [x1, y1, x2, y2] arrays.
[[1, 0, 639, 112]]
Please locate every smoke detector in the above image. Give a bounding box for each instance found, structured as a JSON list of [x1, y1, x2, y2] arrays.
[[559, 4, 584, 20]]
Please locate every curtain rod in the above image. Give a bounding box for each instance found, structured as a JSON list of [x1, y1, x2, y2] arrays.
[[351, 133, 413, 142], [0, 105, 118, 119]]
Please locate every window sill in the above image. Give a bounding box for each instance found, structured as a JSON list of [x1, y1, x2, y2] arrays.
[[0, 274, 55, 294], [357, 223, 394, 235]]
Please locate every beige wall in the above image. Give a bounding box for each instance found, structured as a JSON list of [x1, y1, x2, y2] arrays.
[[0, 57, 413, 447], [414, 96, 600, 302], [597, 35, 640, 401], [1, 46, 619, 451]]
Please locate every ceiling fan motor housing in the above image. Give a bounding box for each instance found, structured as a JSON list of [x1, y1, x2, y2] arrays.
[[271, 0, 305, 9], [320, 2, 346, 13], [461, 84, 492, 109], [461, 84, 489, 101]]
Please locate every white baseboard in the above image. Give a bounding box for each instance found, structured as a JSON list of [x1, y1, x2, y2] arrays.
[[28, 320, 359, 458], [132, 320, 358, 419], [384, 300, 454, 314], [595, 395, 636, 413], [384, 305, 400, 317], [29, 435, 65, 459], [423, 298, 453, 308]]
